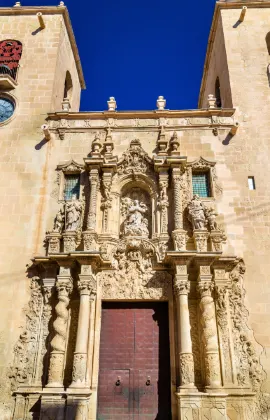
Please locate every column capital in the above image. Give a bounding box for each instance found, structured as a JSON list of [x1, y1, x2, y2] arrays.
[[174, 276, 190, 296], [56, 277, 73, 296], [78, 275, 97, 297], [197, 279, 214, 298]]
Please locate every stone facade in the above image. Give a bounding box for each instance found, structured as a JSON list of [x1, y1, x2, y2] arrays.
[[0, 1, 270, 419]]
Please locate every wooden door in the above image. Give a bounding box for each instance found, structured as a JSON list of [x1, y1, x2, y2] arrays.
[[97, 302, 171, 420]]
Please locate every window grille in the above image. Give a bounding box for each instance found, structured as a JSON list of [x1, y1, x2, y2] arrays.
[[192, 172, 211, 197], [64, 174, 80, 200]]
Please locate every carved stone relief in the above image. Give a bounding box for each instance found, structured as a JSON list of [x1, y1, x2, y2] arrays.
[[229, 260, 265, 392], [9, 278, 43, 390], [120, 189, 151, 237], [99, 238, 171, 299]]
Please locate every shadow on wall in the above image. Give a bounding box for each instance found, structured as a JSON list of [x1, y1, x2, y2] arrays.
[[24, 399, 86, 420]]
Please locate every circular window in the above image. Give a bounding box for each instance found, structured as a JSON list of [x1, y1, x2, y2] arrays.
[[0, 97, 15, 123]]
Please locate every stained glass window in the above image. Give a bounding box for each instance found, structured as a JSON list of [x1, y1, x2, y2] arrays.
[[192, 172, 211, 197], [64, 174, 80, 200]]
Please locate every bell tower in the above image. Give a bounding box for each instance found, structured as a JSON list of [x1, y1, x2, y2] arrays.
[[199, 0, 270, 396], [0, 5, 85, 418]]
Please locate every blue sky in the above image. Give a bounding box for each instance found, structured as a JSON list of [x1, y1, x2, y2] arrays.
[[2, 0, 217, 111]]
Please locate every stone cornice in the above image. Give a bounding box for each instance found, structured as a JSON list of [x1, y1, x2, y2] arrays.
[[47, 108, 235, 120], [0, 6, 85, 89], [198, 1, 270, 108]]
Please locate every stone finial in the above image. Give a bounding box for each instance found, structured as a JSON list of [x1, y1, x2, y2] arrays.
[[91, 132, 102, 157], [14, 1, 21, 6], [156, 96, 166, 110], [107, 97, 117, 111], [207, 94, 217, 109], [62, 97, 71, 112], [170, 131, 180, 156], [157, 126, 168, 156], [59, 1, 65, 6], [104, 128, 114, 158]]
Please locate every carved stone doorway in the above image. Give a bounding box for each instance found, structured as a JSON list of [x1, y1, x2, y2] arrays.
[[97, 302, 172, 419]]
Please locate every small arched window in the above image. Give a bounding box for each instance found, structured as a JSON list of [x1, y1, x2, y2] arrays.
[[0, 39, 22, 81], [63, 71, 73, 100], [215, 77, 222, 108]]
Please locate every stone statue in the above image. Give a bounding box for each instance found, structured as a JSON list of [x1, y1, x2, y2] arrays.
[[187, 195, 207, 230], [123, 199, 149, 237], [205, 206, 218, 231], [65, 195, 82, 231], [53, 208, 64, 233]]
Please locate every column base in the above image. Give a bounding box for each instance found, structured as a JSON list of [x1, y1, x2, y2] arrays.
[[69, 381, 87, 389], [178, 384, 198, 394]]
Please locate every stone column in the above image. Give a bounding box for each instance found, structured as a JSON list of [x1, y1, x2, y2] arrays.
[[46, 267, 73, 388], [172, 167, 186, 251], [174, 265, 195, 390], [197, 264, 222, 389], [101, 169, 113, 233], [70, 273, 97, 388], [87, 168, 99, 231]]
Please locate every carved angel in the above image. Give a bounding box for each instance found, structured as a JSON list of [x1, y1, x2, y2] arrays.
[[205, 206, 218, 231], [53, 208, 65, 233]]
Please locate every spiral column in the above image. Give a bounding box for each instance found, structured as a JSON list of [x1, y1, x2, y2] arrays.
[[47, 269, 73, 388]]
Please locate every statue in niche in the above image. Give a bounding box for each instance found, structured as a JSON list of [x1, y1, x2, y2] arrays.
[[187, 194, 207, 230], [122, 199, 149, 237], [121, 189, 150, 237], [65, 195, 82, 231]]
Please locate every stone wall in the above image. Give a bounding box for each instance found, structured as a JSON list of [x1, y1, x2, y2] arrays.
[[200, 3, 270, 394], [0, 9, 82, 418]]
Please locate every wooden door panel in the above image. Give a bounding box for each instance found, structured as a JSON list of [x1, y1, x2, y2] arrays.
[[97, 369, 131, 419], [97, 302, 171, 419]]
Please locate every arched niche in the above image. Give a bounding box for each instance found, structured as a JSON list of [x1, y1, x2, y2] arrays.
[[117, 176, 158, 239]]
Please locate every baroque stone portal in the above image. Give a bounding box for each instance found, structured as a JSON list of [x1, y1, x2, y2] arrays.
[[9, 137, 267, 420]]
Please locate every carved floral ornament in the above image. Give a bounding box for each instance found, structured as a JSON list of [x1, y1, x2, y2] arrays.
[[56, 159, 84, 174]]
